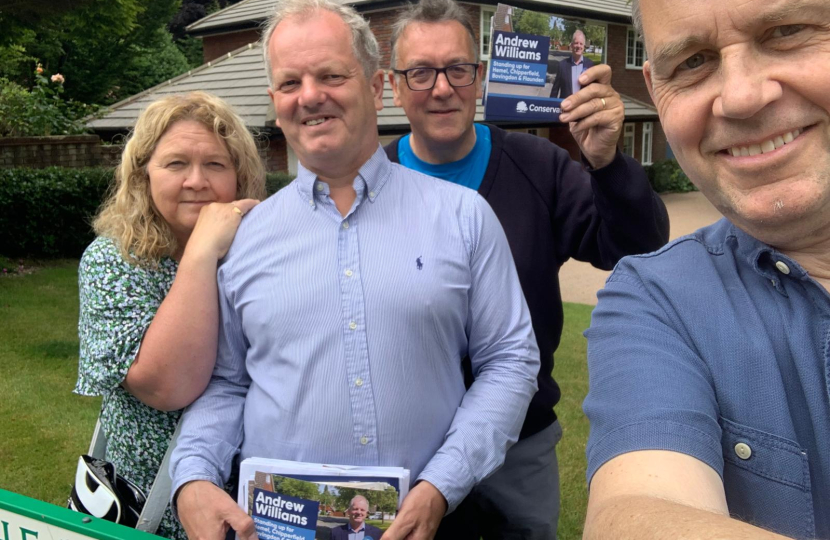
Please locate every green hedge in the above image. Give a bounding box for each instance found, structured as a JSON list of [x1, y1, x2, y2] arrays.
[[0, 167, 296, 259], [644, 159, 697, 193], [266, 171, 295, 195], [0, 167, 112, 258]]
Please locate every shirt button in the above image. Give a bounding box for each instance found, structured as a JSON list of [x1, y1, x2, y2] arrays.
[[349, 321, 357, 330], [316, 183, 324, 192], [308, 199, 314, 206], [774, 261, 791, 275], [360, 436, 369, 445], [342, 221, 349, 229], [344, 269, 353, 277], [369, 191, 376, 198], [734, 442, 752, 460], [355, 378, 363, 387]]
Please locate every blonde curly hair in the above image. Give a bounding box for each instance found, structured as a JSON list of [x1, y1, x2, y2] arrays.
[[94, 91, 267, 264]]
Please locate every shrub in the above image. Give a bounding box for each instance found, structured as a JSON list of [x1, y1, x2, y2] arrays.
[[266, 171, 295, 195], [645, 159, 697, 193], [0, 68, 96, 137], [0, 167, 113, 258]]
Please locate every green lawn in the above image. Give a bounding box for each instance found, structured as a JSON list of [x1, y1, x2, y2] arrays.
[[0, 262, 593, 539]]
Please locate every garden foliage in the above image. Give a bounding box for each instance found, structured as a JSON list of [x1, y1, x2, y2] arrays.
[[0, 167, 295, 259], [645, 159, 697, 193], [0, 167, 112, 258]]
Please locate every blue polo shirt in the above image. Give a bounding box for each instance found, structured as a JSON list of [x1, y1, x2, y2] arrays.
[[584, 218, 830, 539], [397, 124, 491, 191]]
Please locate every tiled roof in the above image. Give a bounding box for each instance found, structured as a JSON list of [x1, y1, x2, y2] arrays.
[[88, 41, 655, 131], [88, 44, 272, 130], [186, 0, 632, 34]]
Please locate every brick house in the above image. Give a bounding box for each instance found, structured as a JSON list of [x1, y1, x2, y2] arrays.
[[89, 0, 667, 173]]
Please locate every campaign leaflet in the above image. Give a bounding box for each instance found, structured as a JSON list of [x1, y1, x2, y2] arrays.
[[484, 3, 607, 123], [238, 458, 410, 540]]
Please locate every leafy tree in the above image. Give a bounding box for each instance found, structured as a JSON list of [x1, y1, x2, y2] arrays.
[[272, 476, 321, 501], [374, 486, 398, 524], [318, 485, 334, 514], [511, 9, 550, 37]]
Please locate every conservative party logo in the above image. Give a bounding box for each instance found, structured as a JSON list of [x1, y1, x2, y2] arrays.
[[516, 101, 528, 113]]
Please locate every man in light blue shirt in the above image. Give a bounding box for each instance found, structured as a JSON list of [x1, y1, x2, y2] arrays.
[[171, 1, 539, 539]]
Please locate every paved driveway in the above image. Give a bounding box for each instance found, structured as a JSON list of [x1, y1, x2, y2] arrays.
[[559, 191, 723, 306]]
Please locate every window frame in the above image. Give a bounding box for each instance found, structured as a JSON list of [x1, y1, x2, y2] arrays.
[[626, 27, 647, 69], [622, 123, 636, 157], [641, 122, 653, 165]]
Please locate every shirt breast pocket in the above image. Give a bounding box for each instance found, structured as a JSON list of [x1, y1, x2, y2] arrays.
[[719, 416, 814, 539]]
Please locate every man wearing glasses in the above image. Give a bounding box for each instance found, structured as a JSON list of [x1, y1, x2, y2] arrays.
[[385, 0, 669, 538]]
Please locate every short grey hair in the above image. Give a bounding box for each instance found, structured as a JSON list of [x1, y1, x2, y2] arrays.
[[261, 0, 380, 87], [348, 495, 369, 510], [390, 0, 478, 69], [631, 0, 643, 40]]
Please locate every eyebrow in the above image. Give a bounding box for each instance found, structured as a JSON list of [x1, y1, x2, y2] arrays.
[[649, 0, 827, 75], [403, 57, 472, 69]]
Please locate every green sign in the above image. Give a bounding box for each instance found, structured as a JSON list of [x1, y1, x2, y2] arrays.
[[0, 489, 158, 540]]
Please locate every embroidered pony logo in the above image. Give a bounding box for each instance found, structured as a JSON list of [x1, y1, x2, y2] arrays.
[[416, 256, 423, 270]]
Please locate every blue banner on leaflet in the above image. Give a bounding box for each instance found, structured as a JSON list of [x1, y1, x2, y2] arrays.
[[485, 93, 563, 122], [251, 488, 319, 540]]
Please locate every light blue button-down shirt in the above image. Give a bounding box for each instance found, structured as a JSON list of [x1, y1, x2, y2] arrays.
[[170, 146, 539, 511]]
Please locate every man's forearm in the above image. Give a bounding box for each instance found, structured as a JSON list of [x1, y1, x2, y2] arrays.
[[584, 495, 792, 540]]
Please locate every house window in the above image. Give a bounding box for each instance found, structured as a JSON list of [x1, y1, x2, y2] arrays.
[[626, 27, 647, 68], [641, 122, 653, 164], [622, 123, 635, 157], [481, 7, 496, 60]]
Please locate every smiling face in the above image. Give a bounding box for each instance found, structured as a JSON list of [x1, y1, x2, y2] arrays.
[[571, 30, 585, 62], [147, 120, 237, 245], [641, 0, 830, 245], [347, 497, 368, 528], [267, 10, 384, 180], [390, 20, 482, 163]]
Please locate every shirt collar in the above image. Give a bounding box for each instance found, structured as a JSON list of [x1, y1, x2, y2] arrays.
[[349, 523, 365, 533], [728, 222, 810, 295], [295, 145, 391, 207]]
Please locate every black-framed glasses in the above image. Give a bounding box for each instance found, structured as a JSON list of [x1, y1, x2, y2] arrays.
[[392, 63, 479, 91]]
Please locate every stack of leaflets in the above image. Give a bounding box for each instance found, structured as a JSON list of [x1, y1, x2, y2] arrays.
[[237, 457, 410, 540]]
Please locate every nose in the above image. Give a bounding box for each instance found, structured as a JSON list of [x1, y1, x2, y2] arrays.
[[713, 47, 782, 119], [431, 70, 454, 99], [298, 77, 327, 108], [182, 165, 208, 190]]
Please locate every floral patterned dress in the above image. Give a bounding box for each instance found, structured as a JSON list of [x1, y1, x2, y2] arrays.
[[74, 236, 186, 540]]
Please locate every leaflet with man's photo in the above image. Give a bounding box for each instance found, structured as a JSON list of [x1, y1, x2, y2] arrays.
[[237, 457, 409, 540], [484, 3, 607, 122]]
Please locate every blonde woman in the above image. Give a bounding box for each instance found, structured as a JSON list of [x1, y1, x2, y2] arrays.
[[74, 92, 266, 539]]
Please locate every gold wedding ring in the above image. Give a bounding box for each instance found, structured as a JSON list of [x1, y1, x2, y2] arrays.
[[600, 97, 607, 109], [233, 206, 243, 216]]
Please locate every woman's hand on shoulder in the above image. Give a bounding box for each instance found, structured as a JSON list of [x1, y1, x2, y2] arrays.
[[187, 199, 260, 260]]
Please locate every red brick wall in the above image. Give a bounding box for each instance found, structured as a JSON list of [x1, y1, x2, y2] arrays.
[[203, 29, 261, 63], [366, 4, 481, 69], [0, 135, 120, 169], [262, 137, 287, 172], [606, 24, 652, 105], [548, 125, 580, 161]]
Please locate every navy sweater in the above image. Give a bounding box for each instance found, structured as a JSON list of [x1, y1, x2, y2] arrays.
[[386, 124, 670, 439]]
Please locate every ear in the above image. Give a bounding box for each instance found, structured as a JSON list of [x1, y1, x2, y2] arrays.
[[267, 87, 281, 128], [389, 70, 404, 107], [476, 62, 484, 99], [371, 69, 385, 111], [643, 60, 655, 104]]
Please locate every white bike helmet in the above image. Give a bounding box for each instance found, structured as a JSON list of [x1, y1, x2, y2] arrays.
[[68, 455, 146, 527]]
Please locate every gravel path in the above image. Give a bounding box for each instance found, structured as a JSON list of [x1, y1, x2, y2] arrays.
[[559, 191, 724, 306]]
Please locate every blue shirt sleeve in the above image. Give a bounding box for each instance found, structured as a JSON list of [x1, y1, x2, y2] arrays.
[[417, 193, 540, 509], [583, 259, 725, 486], [169, 258, 250, 504]]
